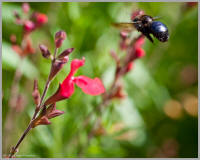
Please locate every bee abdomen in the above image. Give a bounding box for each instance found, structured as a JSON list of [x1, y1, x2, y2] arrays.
[[150, 21, 169, 42]]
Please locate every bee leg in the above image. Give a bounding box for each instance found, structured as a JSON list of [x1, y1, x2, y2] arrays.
[[144, 33, 154, 43]]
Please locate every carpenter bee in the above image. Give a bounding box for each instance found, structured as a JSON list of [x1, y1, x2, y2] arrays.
[[113, 14, 169, 43]]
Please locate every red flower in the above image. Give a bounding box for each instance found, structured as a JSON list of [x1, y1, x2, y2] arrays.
[[44, 58, 105, 105], [35, 13, 48, 25]]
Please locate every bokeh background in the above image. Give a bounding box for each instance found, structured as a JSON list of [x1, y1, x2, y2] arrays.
[[2, 2, 198, 158]]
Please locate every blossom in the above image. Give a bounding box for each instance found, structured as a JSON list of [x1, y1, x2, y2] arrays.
[[44, 58, 105, 105], [55, 30, 67, 48]]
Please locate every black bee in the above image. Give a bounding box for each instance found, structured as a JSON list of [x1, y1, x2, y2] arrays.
[[113, 14, 169, 43]]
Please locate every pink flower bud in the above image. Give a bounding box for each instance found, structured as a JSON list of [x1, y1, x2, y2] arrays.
[[24, 20, 35, 32], [46, 103, 64, 119], [39, 44, 51, 58], [58, 48, 74, 59], [36, 13, 48, 25], [55, 31, 67, 48], [22, 3, 30, 13]]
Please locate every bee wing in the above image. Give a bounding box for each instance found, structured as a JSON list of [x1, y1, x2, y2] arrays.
[[112, 22, 135, 31], [152, 16, 162, 20]]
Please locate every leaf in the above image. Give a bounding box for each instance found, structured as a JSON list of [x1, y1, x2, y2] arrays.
[[2, 42, 39, 79]]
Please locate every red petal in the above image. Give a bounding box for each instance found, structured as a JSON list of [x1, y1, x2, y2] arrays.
[[74, 75, 105, 96], [69, 58, 85, 76], [60, 79, 75, 98], [44, 82, 74, 106], [126, 62, 134, 72], [135, 48, 145, 58], [134, 36, 145, 49]]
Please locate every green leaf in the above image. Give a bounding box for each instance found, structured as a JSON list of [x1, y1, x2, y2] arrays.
[[2, 42, 39, 79]]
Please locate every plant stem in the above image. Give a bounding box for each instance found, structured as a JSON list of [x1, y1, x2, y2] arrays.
[[8, 48, 58, 158]]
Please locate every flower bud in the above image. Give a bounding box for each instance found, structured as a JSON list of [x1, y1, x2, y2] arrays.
[[24, 20, 35, 32], [49, 57, 69, 81], [35, 13, 48, 25], [22, 3, 30, 13], [55, 30, 66, 48], [46, 103, 64, 119], [39, 44, 51, 58], [135, 48, 145, 58], [32, 116, 51, 128], [57, 48, 74, 59], [32, 80, 40, 106]]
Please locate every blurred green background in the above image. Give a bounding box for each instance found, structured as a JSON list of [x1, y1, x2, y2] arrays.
[[2, 2, 198, 158]]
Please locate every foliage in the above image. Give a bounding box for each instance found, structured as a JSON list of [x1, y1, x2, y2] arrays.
[[2, 2, 198, 158]]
